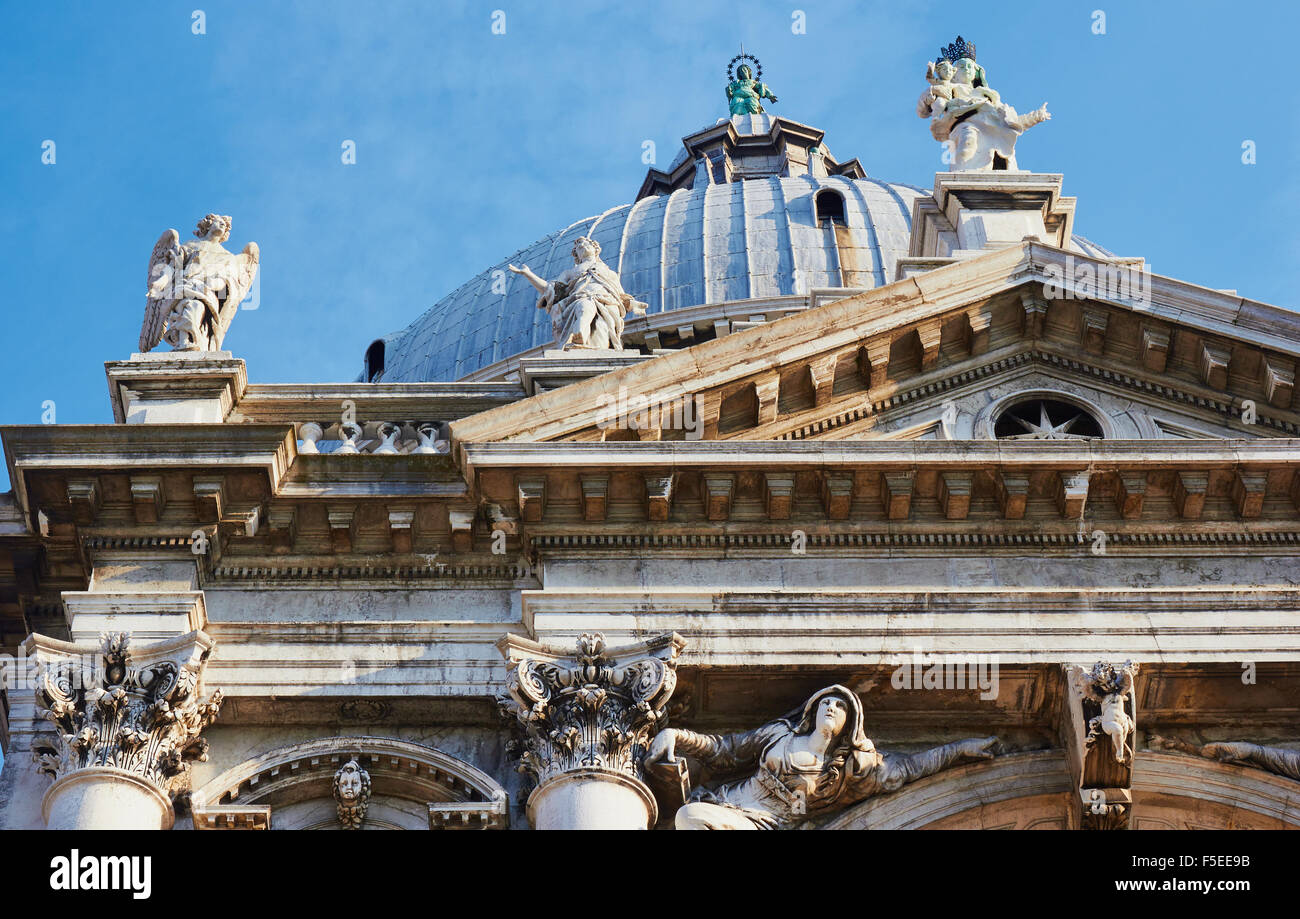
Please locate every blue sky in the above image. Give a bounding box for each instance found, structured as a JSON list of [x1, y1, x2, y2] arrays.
[[0, 0, 1296, 497]]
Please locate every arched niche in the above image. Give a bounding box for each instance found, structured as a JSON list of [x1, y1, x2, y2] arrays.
[[1129, 751, 1300, 829], [189, 736, 509, 830], [816, 749, 1300, 830], [816, 750, 1072, 830]]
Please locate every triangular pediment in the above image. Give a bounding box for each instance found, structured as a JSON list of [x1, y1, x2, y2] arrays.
[[450, 241, 1300, 449]]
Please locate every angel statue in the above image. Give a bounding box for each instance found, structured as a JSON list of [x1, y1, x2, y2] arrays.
[[139, 214, 260, 353], [645, 684, 1000, 829], [509, 236, 647, 351], [918, 36, 1050, 171]]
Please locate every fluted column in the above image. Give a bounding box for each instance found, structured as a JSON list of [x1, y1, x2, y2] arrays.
[[28, 630, 222, 830], [498, 631, 684, 830]]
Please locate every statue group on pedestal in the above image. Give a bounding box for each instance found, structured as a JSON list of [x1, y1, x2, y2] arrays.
[[916, 36, 1050, 171]]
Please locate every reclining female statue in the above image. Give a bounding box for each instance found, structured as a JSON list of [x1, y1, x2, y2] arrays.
[[645, 684, 999, 829]]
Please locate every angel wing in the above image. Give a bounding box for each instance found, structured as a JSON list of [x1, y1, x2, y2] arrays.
[[1069, 666, 1102, 704], [140, 228, 181, 352], [1116, 664, 1136, 698], [208, 241, 260, 348]]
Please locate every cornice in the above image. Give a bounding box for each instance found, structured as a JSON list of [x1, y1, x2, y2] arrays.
[[449, 241, 1298, 449], [229, 382, 524, 424], [463, 436, 1300, 470]]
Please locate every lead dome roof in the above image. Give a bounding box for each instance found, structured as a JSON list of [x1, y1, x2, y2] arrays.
[[373, 114, 1111, 383]]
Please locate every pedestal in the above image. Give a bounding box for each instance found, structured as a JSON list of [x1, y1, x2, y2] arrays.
[[104, 352, 246, 423], [899, 172, 1076, 279], [517, 350, 658, 396]]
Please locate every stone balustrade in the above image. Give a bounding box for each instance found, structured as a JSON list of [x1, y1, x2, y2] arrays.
[[295, 420, 450, 455]]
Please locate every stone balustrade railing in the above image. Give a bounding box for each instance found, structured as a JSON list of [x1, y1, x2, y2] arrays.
[[295, 421, 450, 455]]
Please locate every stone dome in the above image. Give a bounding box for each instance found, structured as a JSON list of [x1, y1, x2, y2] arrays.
[[369, 114, 1111, 383]]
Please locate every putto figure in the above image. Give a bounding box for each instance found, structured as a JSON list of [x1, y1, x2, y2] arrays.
[[332, 758, 372, 830], [917, 36, 1050, 171], [645, 685, 999, 829], [1073, 661, 1138, 763], [139, 214, 260, 353], [725, 53, 778, 115], [509, 237, 647, 351]]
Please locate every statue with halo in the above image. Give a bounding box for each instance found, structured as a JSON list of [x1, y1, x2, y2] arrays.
[[725, 51, 778, 115]]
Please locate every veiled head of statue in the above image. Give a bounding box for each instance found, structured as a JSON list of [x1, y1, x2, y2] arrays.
[[572, 236, 600, 262], [790, 685, 872, 756]]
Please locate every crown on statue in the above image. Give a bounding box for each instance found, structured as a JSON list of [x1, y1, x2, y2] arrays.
[[938, 35, 976, 63]]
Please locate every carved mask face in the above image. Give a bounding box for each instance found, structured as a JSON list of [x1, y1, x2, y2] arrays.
[[337, 767, 362, 801], [951, 58, 976, 85], [817, 695, 848, 737]]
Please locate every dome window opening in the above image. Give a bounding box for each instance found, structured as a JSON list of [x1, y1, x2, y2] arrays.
[[814, 189, 847, 226], [365, 340, 386, 383]]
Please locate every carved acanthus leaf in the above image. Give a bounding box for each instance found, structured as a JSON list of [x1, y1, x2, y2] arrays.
[[32, 631, 222, 801]]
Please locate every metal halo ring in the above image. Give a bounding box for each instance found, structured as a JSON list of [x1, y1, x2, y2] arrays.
[[726, 53, 762, 82]]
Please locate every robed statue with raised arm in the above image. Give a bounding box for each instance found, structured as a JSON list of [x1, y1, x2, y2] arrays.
[[645, 684, 1000, 829], [509, 236, 646, 351]]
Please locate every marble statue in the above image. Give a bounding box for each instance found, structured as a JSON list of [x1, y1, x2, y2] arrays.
[[645, 685, 999, 829], [918, 36, 1050, 171], [332, 758, 372, 829], [509, 237, 647, 351], [1072, 661, 1137, 763], [725, 55, 777, 115], [140, 214, 260, 353], [1149, 735, 1300, 782]]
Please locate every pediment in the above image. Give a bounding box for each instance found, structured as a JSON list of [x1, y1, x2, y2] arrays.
[[450, 242, 1300, 449], [798, 366, 1259, 443]]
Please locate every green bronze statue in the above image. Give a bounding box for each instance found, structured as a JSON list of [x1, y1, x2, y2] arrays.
[[726, 59, 777, 115]]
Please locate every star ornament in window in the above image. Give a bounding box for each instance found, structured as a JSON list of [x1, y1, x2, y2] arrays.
[[997, 400, 1099, 440]]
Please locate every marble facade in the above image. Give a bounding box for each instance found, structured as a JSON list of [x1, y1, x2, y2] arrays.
[[2, 59, 1299, 833]]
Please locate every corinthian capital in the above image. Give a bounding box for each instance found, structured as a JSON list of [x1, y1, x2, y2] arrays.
[[29, 629, 223, 803], [498, 631, 684, 788]]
